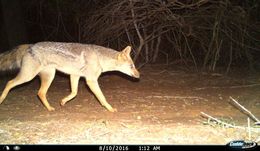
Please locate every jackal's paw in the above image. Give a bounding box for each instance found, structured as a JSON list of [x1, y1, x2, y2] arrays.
[[60, 100, 67, 106], [47, 106, 55, 111], [108, 107, 117, 112]]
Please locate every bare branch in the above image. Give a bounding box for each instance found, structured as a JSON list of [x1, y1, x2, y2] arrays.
[[201, 112, 245, 129], [229, 97, 260, 123]]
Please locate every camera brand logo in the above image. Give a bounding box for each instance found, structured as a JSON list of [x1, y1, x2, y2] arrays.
[[227, 140, 257, 150]]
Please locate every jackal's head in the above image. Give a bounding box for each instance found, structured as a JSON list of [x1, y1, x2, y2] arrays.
[[116, 46, 140, 78]]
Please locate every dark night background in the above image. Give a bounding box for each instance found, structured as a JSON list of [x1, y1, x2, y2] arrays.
[[0, 0, 259, 72]]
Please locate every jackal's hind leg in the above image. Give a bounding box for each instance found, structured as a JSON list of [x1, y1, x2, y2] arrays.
[[60, 75, 80, 106], [38, 68, 56, 111], [0, 56, 40, 104], [0, 71, 39, 104], [86, 80, 117, 112]]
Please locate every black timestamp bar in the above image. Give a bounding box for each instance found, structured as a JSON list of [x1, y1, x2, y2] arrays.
[[2, 145, 256, 151], [98, 145, 161, 151]]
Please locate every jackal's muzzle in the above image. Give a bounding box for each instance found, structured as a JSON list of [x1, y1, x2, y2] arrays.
[[132, 68, 140, 78]]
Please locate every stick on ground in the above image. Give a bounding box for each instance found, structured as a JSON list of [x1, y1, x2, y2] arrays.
[[200, 112, 244, 129], [229, 96, 260, 123]]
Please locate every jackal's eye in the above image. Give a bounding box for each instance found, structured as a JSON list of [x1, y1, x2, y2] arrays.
[[130, 64, 135, 69]]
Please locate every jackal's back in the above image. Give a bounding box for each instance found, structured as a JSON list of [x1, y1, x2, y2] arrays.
[[30, 42, 118, 63], [29, 42, 119, 76]]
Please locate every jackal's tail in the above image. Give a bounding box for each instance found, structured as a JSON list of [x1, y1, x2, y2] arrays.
[[0, 44, 32, 71]]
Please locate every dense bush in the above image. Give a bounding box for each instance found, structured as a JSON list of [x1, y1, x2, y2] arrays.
[[24, 0, 260, 72]]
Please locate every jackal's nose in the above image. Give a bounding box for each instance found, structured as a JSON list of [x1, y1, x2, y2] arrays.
[[132, 69, 140, 78]]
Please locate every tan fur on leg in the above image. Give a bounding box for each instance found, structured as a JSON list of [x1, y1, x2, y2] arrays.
[[38, 68, 56, 111], [86, 80, 117, 112], [60, 75, 80, 106]]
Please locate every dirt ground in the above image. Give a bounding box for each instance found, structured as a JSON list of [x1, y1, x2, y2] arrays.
[[0, 65, 259, 144]]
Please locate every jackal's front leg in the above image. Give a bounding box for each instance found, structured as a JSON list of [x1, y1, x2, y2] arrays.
[[60, 75, 80, 106], [86, 80, 117, 112], [38, 68, 56, 111]]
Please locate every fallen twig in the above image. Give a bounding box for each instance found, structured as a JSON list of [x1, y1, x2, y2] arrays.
[[229, 96, 260, 124], [195, 83, 260, 90], [201, 112, 243, 129], [247, 118, 251, 140], [146, 95, 209, 102], [201, 112, 259, 133]]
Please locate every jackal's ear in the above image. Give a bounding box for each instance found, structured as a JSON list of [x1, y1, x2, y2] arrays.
[[121, 46, 132, 57], [118, 46, 132, 60], [122, 46, 131, 55]]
